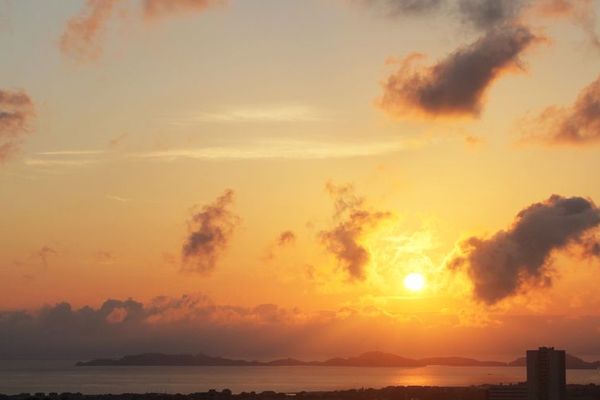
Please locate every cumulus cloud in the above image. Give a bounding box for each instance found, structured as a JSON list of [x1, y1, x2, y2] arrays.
[[379, 25, 540, 118], [182, 189, 240, 274], [320, 183, 391, 280], [520, 74, 600, 145], [0, 90, 34, 162], [60, 0, 222, 62], [448, 195, 600, 305]]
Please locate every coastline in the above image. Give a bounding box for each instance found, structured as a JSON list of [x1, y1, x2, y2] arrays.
[[1, 384, 600, 400]]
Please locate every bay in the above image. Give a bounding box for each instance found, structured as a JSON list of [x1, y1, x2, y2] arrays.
[[0, 361, 599, 395]]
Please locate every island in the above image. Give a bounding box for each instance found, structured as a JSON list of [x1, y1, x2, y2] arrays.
[[76, 351, 600, 369]]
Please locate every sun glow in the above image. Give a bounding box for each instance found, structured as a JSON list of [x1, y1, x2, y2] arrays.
[[403, 272, 426, 292]]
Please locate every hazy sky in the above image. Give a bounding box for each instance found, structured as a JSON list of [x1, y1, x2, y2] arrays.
[[2, 0, 600, 360]]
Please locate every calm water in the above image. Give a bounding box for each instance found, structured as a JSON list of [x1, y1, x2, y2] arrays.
[[1, 361, 599, 395]]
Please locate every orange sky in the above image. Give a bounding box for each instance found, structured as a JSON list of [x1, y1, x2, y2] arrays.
[[1, 0, 600, 360]]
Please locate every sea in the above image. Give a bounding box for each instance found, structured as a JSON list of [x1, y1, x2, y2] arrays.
[[0, 361, 600, 395]]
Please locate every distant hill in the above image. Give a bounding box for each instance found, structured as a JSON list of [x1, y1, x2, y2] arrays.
[[508, 353, 600, 370], [420, 357, 506, 367], [77, 351, 600, 369], [319, 352, 425, 367], [76, 351, 424, 367]]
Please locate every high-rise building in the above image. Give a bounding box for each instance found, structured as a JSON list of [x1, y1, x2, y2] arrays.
[[527, 347, 566, 400]]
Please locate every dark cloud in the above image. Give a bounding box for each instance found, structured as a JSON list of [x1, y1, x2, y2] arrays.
[[521, 74, 600, 145], [379, 25, 539, 118], [0, 90, 34, 162], [60, 0, 222, 62], [182, 189, 240, 274], [582, 240, 600, 258], [277, 230, 296, 246], [0, 294, 333, 360], [448, 195, 600, 304], [359, 0, 530, 30], [457, 0, 529, 30], [358, 0, 445, 17], [320, 183, 391, 280], [36, 246, 58, 268], [4, 294, 600, 359]]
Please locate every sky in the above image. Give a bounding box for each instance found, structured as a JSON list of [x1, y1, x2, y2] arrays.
[[2, 0, 600, 361]]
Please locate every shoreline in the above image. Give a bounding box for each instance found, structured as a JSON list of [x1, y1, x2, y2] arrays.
[[1, 384, 600, 400]]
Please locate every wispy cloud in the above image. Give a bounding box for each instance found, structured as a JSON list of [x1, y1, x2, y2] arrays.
[[136, 139, 411, 161], [36, 150, 106, 156], [24, 149, 107, 168], [23, 138, 414, 169], [24, 158, 101, 167], [174, 105, 325, 124], [105, 194, 133, 203], [60, 0, 224, 63]]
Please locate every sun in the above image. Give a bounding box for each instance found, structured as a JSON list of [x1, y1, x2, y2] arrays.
[[403, 272, 426, 292]]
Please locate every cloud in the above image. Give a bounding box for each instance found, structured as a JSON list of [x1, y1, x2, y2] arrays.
[[60, 0, 223, 62], [36, 246, 58, 268], [457, 0, 529, 30], [358, 0, 530, 30], [59, 0, 117, 63], [178, 105, 324, 124], [379, 25, 540, 119], [0, 294, 335, 360], [447, 195, 600, 305], [582, 239, 600, 258], [109, 133, 128, 148], [94, 250, 115, 264], [534, 0, 600, 48], [136, 139, 411, 161], [520, 74, 600, 145], [278, 230, 296, 247], [105, 194, 133, 203], [357, 0, 446, 17], [0, 90, 34, 162], [5, 294, 600, 359], [320, 183, 391, 280], [143, 0, 224, 20], [23, 139, 413, 169], [182, 190, 240, 274], [263, 230, 297, 261]]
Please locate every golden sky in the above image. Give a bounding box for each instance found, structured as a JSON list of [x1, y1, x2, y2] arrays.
[[1, 0, 600, 360]]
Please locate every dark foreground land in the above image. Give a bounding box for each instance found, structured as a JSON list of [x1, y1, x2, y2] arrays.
[[2, 385, 600, 400]]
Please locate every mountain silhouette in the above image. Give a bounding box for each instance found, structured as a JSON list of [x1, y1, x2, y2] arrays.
[[76, 350, 600, 369]]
